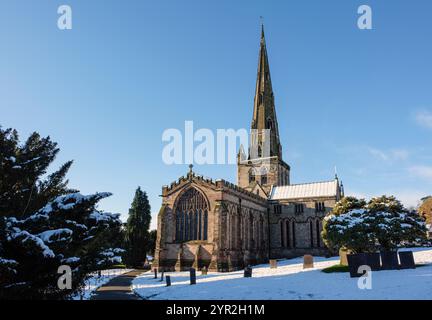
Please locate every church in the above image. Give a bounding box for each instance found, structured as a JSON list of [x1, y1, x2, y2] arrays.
[[153, 26, 344, 272]]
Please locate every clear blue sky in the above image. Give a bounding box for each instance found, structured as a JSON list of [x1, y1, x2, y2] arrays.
[[1, 0, 431, 229]]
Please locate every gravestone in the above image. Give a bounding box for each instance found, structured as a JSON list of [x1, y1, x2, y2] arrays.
[[244, 266, 252, 278], [269, 259, 277, 269], [399, 251, 416, 269], [339, 249, 348, 266], [303, 255, 314, 269], [380, 251, 399, 270], [190, 268, 196, 285], [153, 268, 157, 279], [166, 275, 171, 287], [201, 266, 208, 275], [347, 253, 367, 278], [159, 271, 164, 282], [365, 252, 381, 271]]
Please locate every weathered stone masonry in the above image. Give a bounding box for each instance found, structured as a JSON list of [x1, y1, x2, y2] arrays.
[[153, 25, 344, 272]]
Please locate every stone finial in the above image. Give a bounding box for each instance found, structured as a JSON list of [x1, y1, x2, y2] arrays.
[[187, 164, 194, 179]]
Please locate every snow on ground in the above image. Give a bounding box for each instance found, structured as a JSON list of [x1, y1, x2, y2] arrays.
[[71, 268, 132, 300], [132, 247, 432, 300]]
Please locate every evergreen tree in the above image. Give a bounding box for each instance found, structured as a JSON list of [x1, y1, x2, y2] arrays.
[[124, 187, 151, 267], [367, 196, 427, 251], [0, 127, 124, 299], [322, 196, 369, 252], [148, 229, 157, 258], [0, 127, 75, 218], [323, 195, 427, 254]]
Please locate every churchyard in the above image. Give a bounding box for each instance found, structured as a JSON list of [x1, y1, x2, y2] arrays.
[[132, 247, 432, 300]]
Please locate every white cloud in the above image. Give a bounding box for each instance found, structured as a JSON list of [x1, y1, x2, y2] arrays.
[[367, 147, 409, 162], [346, 189, 426, 209], [415, 110, 432, 129], [368, 148, 388, 161], [408, 165, 432, 181]]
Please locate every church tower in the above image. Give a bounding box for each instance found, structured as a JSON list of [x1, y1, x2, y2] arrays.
[[237, 25, 290, 195]]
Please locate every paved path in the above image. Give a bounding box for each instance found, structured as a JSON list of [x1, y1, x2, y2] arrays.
[[91, 270, 145, 300]]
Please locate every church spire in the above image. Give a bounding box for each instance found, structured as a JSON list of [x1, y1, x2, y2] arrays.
[[251, 24, 282, 158]]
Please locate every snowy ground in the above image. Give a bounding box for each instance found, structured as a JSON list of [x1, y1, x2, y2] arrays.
[[132, 247, 432, 300], [71, 268, 133, 300]]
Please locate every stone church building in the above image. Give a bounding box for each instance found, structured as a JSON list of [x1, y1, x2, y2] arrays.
[[153, 26, 344, 272]]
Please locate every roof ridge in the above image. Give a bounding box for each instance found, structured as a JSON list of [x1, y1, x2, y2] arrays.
[[277, 180, 336, 187]]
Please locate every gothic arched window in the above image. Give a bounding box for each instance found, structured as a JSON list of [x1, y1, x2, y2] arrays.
[[249, 169, 256, 184], [175, 188, 209, 243]]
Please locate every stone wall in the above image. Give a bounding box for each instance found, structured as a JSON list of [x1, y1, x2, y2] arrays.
[[268, 197, 337, 259], [153, 172, 268, 272]]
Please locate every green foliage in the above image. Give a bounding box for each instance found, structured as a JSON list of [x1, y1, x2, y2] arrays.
[[0, 127, 123, 299], [124, 187, 152, 267], [148, 229, 157, 257], [322, 195, 427, 254], [321, 264, 350, 273], [330, 196, 367, 216], [0, 127, 76, 218], [322, 196, 368, 252], [323, 208, 376, 254], [367, 196, 427, 251]]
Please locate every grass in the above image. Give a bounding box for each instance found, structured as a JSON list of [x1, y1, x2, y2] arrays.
[[108, 264, 127, 269], [321, 264, 349, 273], [322, 263, 430, 273]]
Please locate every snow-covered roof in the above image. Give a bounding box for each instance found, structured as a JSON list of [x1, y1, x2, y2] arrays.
[[270, 180, 339, 200]]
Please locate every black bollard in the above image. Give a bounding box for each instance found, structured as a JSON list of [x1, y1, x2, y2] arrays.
[[154, 268, 157, 279], [166, 275, 171, 287], [244, 266, 252, 278], [190, 267, 196, 285]]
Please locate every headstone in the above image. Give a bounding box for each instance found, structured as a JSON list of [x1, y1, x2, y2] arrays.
[[269, 259, 277, 269], [380, 251, 399, 270], [153, 268, 157, 279], [201, 266, 208, 275], [159, 271, 164, 282], [399, 251, 416, 269], [190, 268, 196, 285], [347, 253, 367, 278], [339, 249, 348, 266], [244, 266, 252, 278], [166, 275, 171, 287], [365, 252, 381, 271], [303, 255, 314, 269]]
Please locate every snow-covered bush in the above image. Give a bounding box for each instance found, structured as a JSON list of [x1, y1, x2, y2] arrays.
[[0, 192, 123, 299], [323, 208, 376, 253], [322, 196, 369, 253], [322, 196, 427, 253], [0, 126, 124, 299], [367, 196, 427, 251]]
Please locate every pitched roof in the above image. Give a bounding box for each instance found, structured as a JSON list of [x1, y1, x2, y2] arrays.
[[269, 180, 339, 200]]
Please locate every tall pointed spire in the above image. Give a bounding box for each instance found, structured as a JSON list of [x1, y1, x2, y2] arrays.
[[251, 24, 282, 158]]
